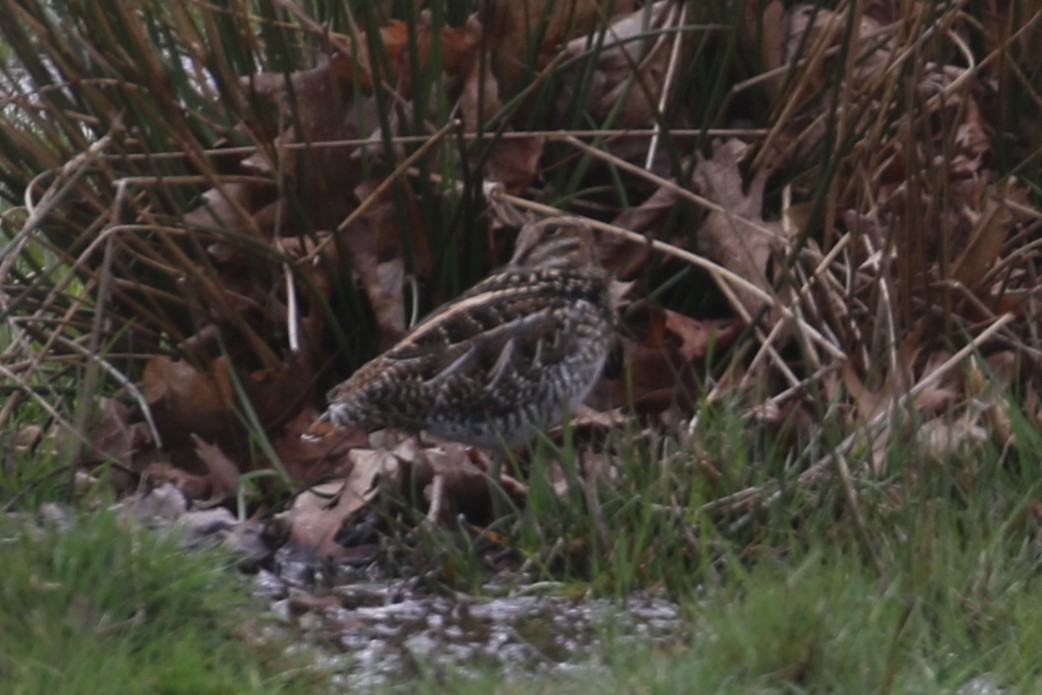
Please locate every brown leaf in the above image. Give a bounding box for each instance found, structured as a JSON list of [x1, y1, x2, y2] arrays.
[[841, 360, 891, 422], [664, 310, 741, 363], [142, 356, 310, 477], [275, 406, 365, 484], [586, 314, 739, 416], [190, 434, 242, 507], [750, 3, 899, 171], [916, 418, 988, 462], [481, 0, 635, 94], [240, 361, 315, 432], [948, 95, 991, 178], [13, 425, 45, 452], [143, 356, 236, 445], [283, 449, 400, 559], [88, 398, 152, 469], [143, 462, 213, 502], [912, 384, 957, 417], [459, 23, 501, 128], [558, 0, 675, 127], [84, 398, 155, 492], [329, 13, 481, 97], [339, 180, 430, 345], [778, 4, 893, 98], [183, 181, 267, 239], [391, 438, 501, 524], [200, 60, 375, 236], [693, 140, 792, 330], [952, 185, 1014, 293], [604, 185, 678, 275], [484, 135, 546, 196], [176, 59, 379, 386]]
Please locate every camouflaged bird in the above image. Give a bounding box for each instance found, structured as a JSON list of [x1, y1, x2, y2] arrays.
[[314, 216, 617, 449]]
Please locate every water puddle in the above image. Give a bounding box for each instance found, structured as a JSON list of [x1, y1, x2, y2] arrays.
[[254, 560, 688, 689]]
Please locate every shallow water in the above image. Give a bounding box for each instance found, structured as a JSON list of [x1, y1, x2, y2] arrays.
[[254, 561, 688, 689], [91, 483, 687, 687]]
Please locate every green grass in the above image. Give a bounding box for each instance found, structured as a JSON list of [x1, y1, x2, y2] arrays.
[[584, 542, 1042, 693], [396, 500, 1042, 693], [395, 539, 1042, 693], [7, 391, 1040, 694], [12, 428, 1041, 693], [377, 395, 1042, 692], [0, 511, 318, 694]]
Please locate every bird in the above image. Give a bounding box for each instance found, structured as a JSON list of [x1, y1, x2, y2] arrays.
[[312, 216, 618, 456]]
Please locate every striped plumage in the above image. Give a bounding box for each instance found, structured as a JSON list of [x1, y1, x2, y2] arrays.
[[316, 217, 616, 449]]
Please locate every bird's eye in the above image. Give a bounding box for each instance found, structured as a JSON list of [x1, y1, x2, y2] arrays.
[[543, 224, 560, 237]]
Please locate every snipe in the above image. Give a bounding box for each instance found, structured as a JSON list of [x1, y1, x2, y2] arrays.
[[313, 217, 617, 450]]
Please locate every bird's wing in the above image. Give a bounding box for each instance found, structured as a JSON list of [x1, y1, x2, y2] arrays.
[[421, 312, 562, 385]]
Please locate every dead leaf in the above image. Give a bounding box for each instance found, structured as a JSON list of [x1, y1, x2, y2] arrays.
[[693, 139, 792, 331], [13, 425, 44, 452], [480, 0, 635, 94], [143, 356, 236, 446], [283, 449, 400, 559], [139, 355, 313, 487], [558, 0, 677, 127], [88, 398, 152, 469], [329, 12, 481, 97], [952, 185, 1014, 293], [917, 418, 988, 462], [143, 462, 213, 502], [664, 309, 738, 363], [948, 95, 991, 178], [275, 406, 365, 484], [339, 180, 430, 344], [484, 135, 546, 195], [190, 59, 376, 237], [190, 434, 242, 507], [603, 184, 679, 275], [586, 314, 739, 416], [459, 22, 501, 128], [391, 438, 501, 524], [840, 361, 883, 422]]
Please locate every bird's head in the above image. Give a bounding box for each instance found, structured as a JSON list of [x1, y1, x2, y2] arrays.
[[508, 216, 600, 272]]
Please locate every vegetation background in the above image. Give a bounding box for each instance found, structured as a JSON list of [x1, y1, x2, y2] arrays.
[[1, 0, 1041, 691]]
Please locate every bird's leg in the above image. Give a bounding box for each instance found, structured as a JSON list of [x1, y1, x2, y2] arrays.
[[488, 450, 506, 520], [425, 470, 447, 526]]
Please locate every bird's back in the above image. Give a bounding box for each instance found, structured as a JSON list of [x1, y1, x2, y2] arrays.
[[319, 218, 616, 448]]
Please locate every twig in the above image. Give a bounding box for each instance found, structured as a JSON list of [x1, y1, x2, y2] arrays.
[[106, 128, 772, 165], [702, 312, 1016, 517], [489, 188, 846, 361], [303, 118, 461, 261], [0, 133, 115, 268], [645, 2, 687, 170], [44, 332, 163, 448]]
